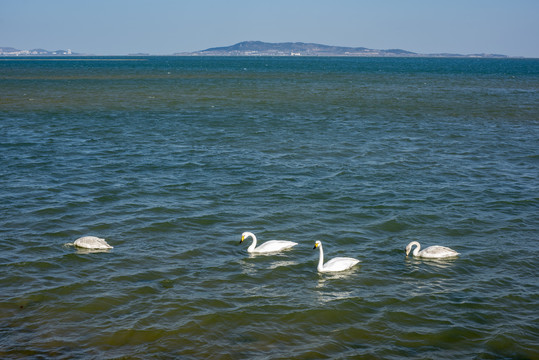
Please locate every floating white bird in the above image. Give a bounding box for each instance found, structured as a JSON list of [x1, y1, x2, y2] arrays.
[[313, 240, 360, 273], [405, 241, 459, 259], [71, 236, 113, 250], [240, 232, 297, 254]]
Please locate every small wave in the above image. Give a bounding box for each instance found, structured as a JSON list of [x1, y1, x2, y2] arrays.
[[368, 218, 409, 233]]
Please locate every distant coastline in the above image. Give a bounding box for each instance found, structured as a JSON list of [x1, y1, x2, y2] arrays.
[[180, 41, 512, 58], [0, 47, 77, 56], [0, 41, 517, 58]]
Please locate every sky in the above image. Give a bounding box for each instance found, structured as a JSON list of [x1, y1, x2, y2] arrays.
[[1, 0, 539, 57]]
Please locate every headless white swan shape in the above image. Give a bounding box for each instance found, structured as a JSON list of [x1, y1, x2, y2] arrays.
[[240, 232, 297, 254], [314, 240, 360, 272], [405, 241, 459, 259], [70, 236, 113, 250]]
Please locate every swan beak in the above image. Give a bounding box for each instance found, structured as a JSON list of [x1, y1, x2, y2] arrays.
[[240, 235, 245, 244], [313, 243, 319, 249]]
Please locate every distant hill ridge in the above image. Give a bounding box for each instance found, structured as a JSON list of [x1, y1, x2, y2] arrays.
[[191, 41, 415, 56], [187, 41, 509, 58]]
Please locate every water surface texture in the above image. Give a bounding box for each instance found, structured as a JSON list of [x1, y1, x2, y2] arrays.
[[1, 57, 538, 359]]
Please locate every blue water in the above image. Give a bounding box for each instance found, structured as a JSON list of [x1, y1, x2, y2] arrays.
[[1, 56, 538, 359]]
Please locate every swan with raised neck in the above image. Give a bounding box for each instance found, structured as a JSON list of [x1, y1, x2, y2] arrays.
[[313, 240, 360, 272]]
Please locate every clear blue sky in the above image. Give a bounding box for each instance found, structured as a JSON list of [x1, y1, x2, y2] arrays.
[[1, 0, 538, 57]]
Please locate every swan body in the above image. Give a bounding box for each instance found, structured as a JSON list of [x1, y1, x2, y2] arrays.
[[72, 236, 113, 250], [314, 240, 360, 272], [405, 241, 459, 258], [240, 232, 297, 254]]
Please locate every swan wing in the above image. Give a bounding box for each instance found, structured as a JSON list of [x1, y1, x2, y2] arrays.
[[252, 240, 298, 253], [419, 245, 459, 258], [321, 257, 360, 272]]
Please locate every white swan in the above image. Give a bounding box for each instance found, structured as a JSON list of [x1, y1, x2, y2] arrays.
[[240, 232, 297, 254], [405, 241, 459, 258], [313, 240, 360, 272], [71, 236, 113, 250]]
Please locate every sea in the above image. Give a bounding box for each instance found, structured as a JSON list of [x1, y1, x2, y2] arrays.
[[0, 56, 538, 359]]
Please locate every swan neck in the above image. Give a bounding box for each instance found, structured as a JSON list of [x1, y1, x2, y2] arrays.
[[317, 244, 324, 271], [247, 233, 257, 252], [412, 241, 420, 256]]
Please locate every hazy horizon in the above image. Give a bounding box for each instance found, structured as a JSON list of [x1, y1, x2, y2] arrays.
[[1, 40, 530, 58]]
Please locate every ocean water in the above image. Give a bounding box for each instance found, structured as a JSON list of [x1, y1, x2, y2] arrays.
[[0, 56, 538, 359]]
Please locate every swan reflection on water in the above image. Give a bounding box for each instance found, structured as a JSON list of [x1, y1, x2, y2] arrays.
[[73, 248, 113, 255], [316, 271, 358, 284], [63, 240, 113, 255], [404, 256, 462, 297], [267, 260, 298, 270], [405, 255, 459, 270], [315, 274, 357, 303]]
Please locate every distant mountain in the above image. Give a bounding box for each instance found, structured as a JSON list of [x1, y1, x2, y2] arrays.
[[185, 41, 509, 58], [188, 41, 415, 57], [0, 47, 76, 56]]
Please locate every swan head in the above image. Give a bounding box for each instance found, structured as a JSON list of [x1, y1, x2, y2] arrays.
[[313, 240, 322, 249], [240, 232, 254, 244], [405, 241, 420, 256]]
